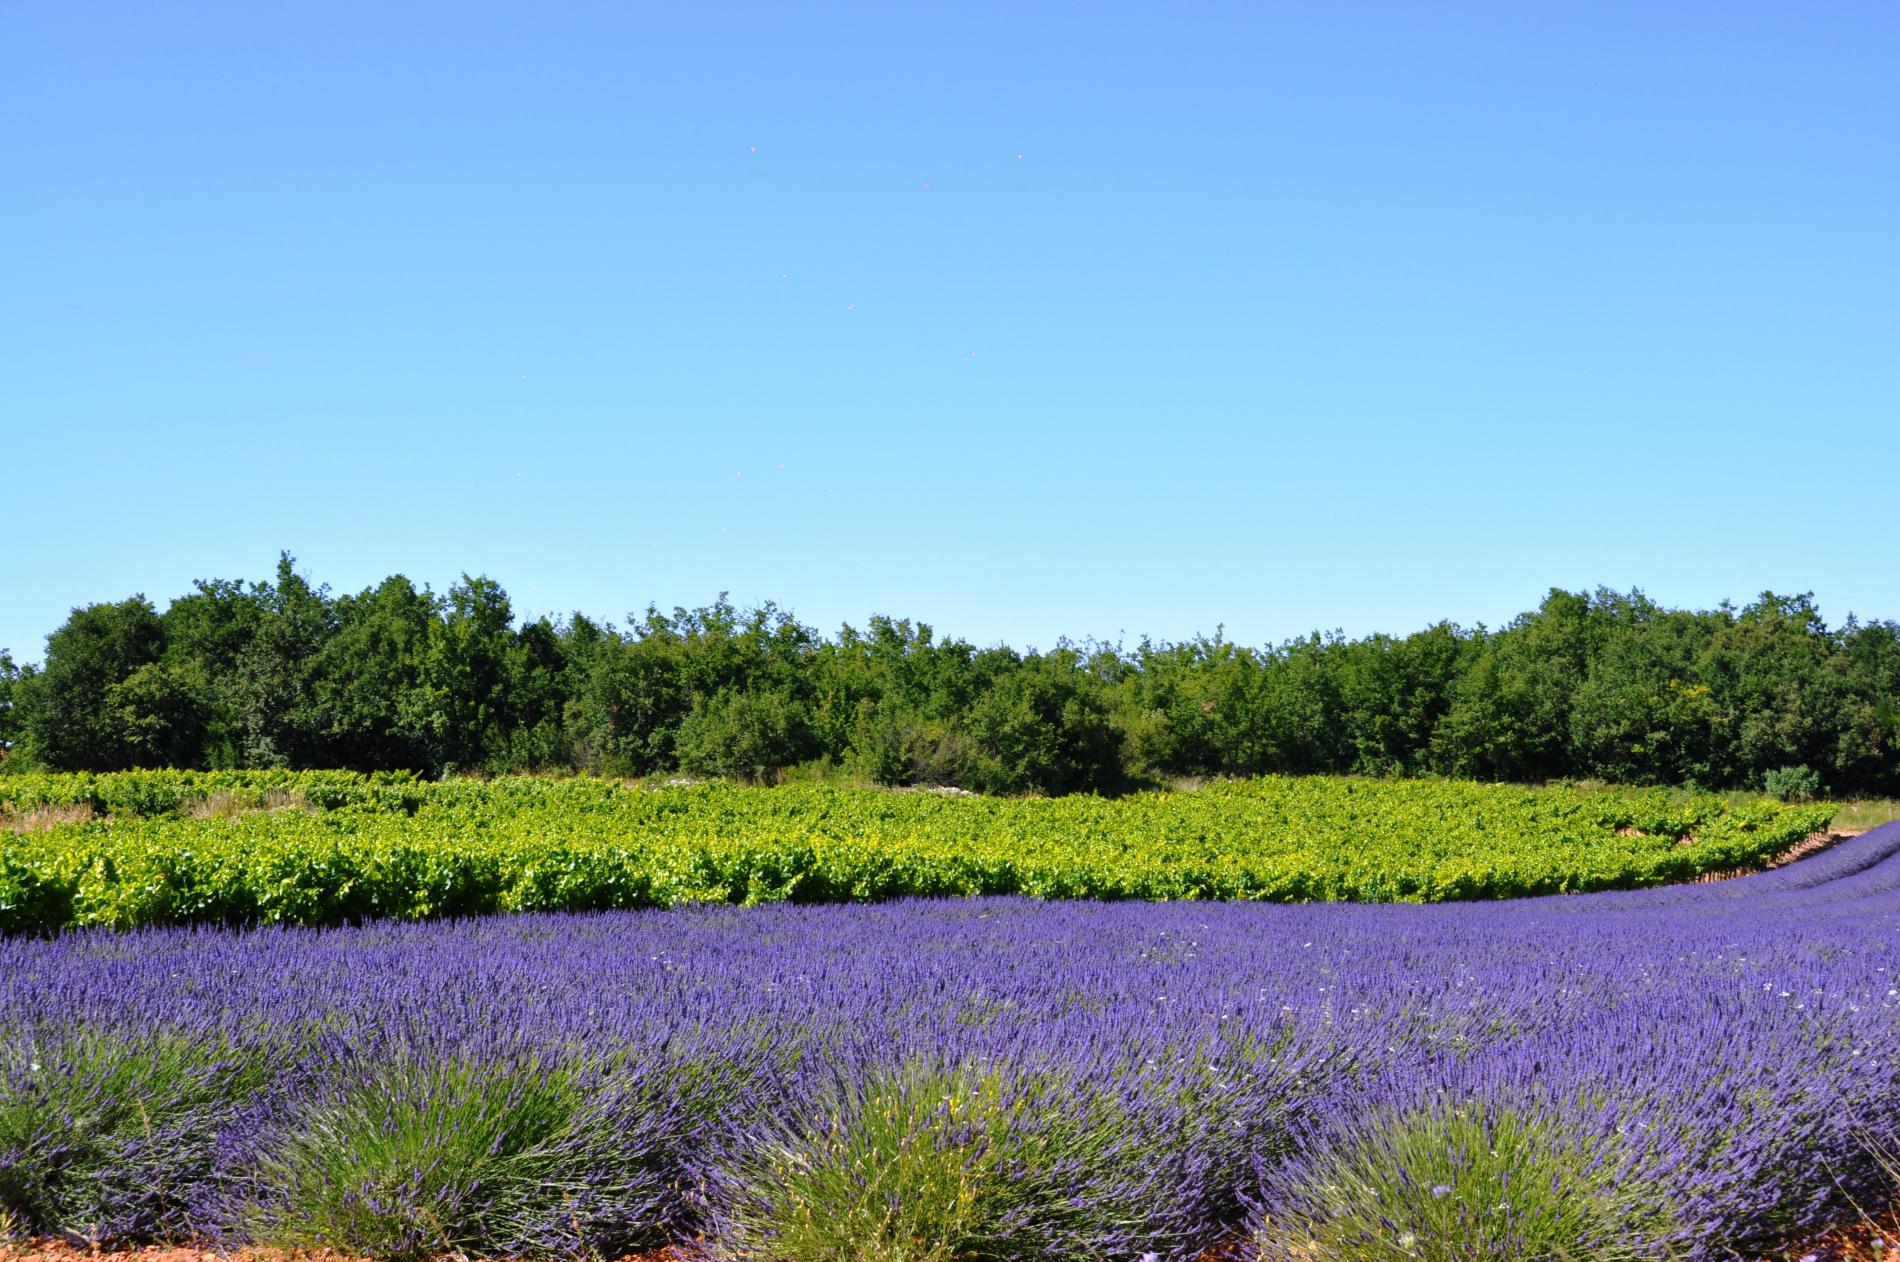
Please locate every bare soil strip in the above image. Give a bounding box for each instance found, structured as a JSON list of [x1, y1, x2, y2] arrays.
[[1691, 827, 1861, 883]]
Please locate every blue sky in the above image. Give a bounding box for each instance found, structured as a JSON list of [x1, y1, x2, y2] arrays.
[[5, 2, 1896, 663]]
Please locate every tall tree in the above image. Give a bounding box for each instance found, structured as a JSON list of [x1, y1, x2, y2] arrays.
[[1433, 590, 1595, 781], [226, 555, 336, 767], [310, 575, 443, 771], [0, 649, 21, 763], [161, 576, 270, 767], [14, 597, 175, 770], [964, 648, 1123, 795]]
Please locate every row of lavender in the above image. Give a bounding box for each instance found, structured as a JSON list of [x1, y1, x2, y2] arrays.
[[5, 824, 1900, 1260]]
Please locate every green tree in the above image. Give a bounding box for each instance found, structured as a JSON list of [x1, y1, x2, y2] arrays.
[[0, 649, 22, 766], [584, 596, 821, 779], [1253, 634, 1353, 775], [309, 575, 444, 771], [14, 597, 172, 770], [1832, 616, 1900, 795], [7, 558, 1899, 796], [810, 616, 982, 782], [1433, 590, 1595, 781], [422, 575, 516, 773], [843, 694, 969, 786], [964, 648, 1123, 795], [489, 616, 573, 771], [674, 687, 811, 781], [105, 660, 208, 768], [1115, 633, 1286, 781], [1693, 592, 1855, 790], [564, 629, 687, 775], [1568, 591, 1722, 786], [161, 577, 270, 767], [1335, 622, 1470, 776], [226, 554, 336, 768]]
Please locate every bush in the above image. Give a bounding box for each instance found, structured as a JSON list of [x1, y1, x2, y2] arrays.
[[720, 1057, 1184, 1262], [1763, 763, 1823, 802], [843, 700, 966, 787], [675, 689, 811, 783], [720, 1060, 1039, 1262], [964, 653, 1122, 796]]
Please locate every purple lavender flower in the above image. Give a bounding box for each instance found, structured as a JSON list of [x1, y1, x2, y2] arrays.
[[0, 820, 1894, 1259]]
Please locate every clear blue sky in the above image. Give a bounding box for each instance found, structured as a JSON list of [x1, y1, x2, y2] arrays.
[[5, 2, 1896, 664]]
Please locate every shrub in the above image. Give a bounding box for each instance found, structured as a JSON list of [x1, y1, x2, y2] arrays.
[[246, 1044, 747, 1260], [844, 700, 966, 787], [675, 689, 811, 783], [963, 653, 1122, 795], [717, 1048, 1289, 1262], [721, 1060, 1032, 1262], [1763, 764, 1823, 803]]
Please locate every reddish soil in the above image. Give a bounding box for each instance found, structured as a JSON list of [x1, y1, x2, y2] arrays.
[[1768, 1202, 1900, 1262], [1691, 828, 1860, 883]]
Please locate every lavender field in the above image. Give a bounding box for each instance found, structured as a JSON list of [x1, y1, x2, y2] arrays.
[[5, 821, 1900, 1261]]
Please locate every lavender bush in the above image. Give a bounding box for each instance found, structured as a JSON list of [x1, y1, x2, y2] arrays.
[[2, 820, 1899, 1259]]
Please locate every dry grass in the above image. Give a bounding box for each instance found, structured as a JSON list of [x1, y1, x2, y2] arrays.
[[1826, 798, 1900, 835], [0, 802, 97, 833], [1, 791, 309, 834], [182, 789, 306, 820]]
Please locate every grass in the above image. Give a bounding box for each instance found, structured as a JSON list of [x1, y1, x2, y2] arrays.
[[1824, 798, 1900, 833], [1, 789, 308, 834]]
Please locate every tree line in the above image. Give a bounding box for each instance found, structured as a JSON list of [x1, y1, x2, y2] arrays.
[[1, 555, 1895, 797]]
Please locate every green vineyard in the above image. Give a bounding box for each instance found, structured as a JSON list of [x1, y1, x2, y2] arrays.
[[0, 771, 1835, 933]]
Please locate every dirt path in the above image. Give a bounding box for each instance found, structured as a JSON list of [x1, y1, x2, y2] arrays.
[[1689, 827, 1861, 883]]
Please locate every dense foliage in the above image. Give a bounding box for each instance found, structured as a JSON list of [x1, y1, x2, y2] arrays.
[[3, 555, 1896, 796], [3, 821, 1899, 1259], [0, 772, 1833, 933]]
